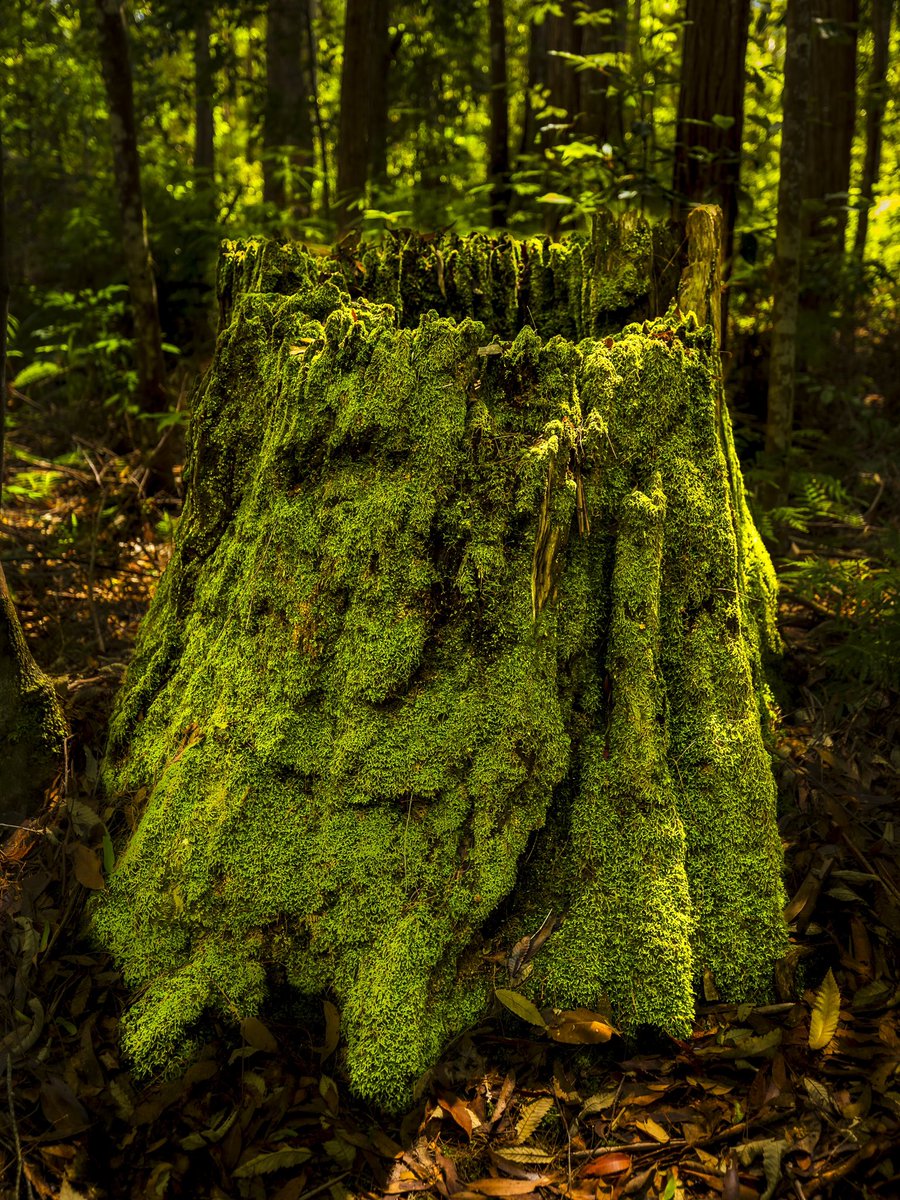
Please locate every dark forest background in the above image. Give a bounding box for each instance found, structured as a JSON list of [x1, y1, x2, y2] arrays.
[[4, 0, 898, 687]]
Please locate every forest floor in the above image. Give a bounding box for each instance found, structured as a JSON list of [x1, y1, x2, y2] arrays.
[[0, 389, 898, 1200]]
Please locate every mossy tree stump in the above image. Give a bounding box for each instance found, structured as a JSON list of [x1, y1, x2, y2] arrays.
[[95, 213, 787, 1108]]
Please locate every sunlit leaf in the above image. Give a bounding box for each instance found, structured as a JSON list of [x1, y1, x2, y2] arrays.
[[544, 1008, 615, 1044], [581, 1152, 632, 1178], [515, 1096, 554, 1143], [809, 968, 841, 1050], [495, 988, 547, 1027]]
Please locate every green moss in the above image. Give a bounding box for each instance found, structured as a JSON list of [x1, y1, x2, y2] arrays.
[[94, 230, 786, 1110]]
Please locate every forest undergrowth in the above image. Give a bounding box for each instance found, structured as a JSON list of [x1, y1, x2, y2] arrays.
[[1, 355, 898, 1200]]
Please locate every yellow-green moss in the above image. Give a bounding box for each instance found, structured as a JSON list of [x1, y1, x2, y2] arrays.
[[94, 231, 786, 1110]]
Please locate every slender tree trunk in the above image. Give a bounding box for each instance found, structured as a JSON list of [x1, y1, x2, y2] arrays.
[[264, 0, 314, 221], [579, 0, 626, 148], [194, 7, 215, 180], [673, 0, 751, 254], [766, 0, 812, 467], [368, 0, 392, 189], [305, 1, 331, 216], [335, 0, 384, 234], [94, 0, 167, 421], [545, 1, 580, 136], [518, 16, 548, 160], [488, 0, 511, 228], [853, 0, 893, 260], [804, 0, 859, 249]]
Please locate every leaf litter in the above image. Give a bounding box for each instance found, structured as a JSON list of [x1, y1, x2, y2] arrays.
[[1, 427, 899, 1199]]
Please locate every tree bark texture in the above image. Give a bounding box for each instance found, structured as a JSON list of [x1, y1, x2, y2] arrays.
[[673, 0, 751, 254], [93, 0, 168, 419], [804, 0, 859, 248], [487, 0, 511, 228], [367, 0, 393, 189], [264, 0, 315, 220], [766, 0, 812, 462], [95, 222, 786, 1113], [579, 0, 626, 149], [853, 0, 893, 260], [193, 7, 215, 180], [335, 0, 389, 234]]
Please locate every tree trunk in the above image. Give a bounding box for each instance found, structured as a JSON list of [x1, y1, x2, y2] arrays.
[[804, 0, 859, 249], [0, 130, 67, 830], [579, 0, 626, 149], [95, 226, 786, 1114], [766, 0, 812, 465], [518, 16, 548, 161], [853, 0, 893, 260], [335, 0, 387, 235], [264, 0, 314, 221], [193, 7, 215, 181], [673, 0, 751, 255], [305, 0, 331, 216], [487, 0, 511, 228], [545, 1, 580, 140], [367, 0, 392, 190], [93, 0, 168, 421]]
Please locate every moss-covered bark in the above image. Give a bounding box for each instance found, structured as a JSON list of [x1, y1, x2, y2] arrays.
[[0, 568, 68, 827], [94, 218, 786, 1108]]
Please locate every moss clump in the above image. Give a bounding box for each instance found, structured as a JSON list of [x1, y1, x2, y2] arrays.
[[94, 229, 786, 1110]]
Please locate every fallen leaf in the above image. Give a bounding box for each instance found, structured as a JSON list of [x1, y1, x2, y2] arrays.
[[320, 999, 340, 1061], [581, 1153, 632, 1177], [233, 1148, 312, 1177], [39, 1078, 90, 1137], [635, 1117, 669, 1143], [494, 1146, 556, 1165], [240, 1016, 277, 1053], [439, 1094, 475, 1137], [72, 844, 105, 891], [809, 968, 841, 1050], [544, 1008, 615, 1044], [495, 989, 546, 1028], [465, 1179, 551, 1196], [515, 1097, 554, 1143]]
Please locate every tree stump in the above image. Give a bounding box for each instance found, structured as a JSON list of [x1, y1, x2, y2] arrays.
[[94, 214, 787, 1108]]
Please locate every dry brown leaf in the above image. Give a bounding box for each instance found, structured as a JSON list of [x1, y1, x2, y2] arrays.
[[438, 1094, 474, 1137], [544, 1008, 615, 1045], [634, 1116, 669, 1143], [72, 844, 105, 890], [581, 1152, 632, 1178], [465, 1178, 551, 1196]]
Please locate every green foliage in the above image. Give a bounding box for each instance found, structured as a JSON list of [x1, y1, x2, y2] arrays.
[[10, 285, 179, 424], [93, 233, 785, 1109], [780, 540, 900, 689]]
